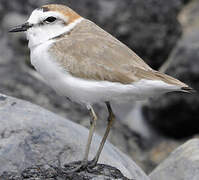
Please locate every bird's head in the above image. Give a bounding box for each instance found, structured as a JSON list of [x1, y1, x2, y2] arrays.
[[9, 4, 83, 48]]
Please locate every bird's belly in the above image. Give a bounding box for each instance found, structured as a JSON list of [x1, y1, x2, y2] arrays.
[[30, 41, 121, 104], [30, 41, 179, 105], [30, 46, 136, 104]]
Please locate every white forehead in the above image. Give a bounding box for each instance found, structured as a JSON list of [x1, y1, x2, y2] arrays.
[[27, 9, 68, 24]]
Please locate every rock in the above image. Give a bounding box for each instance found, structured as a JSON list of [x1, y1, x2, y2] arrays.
[[0, 93, 149, 180], [143, 0, 199, 138], [147, 138, 183, 171], [1, 164, 131, 180], [150, 138, 199, 180]]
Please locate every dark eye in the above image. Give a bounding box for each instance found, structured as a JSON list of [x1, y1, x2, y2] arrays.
[[44, 16, 57, 23]]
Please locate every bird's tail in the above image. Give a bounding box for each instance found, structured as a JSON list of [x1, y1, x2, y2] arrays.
[[152, 71, 196, 93], [181, 86, 196, 93]]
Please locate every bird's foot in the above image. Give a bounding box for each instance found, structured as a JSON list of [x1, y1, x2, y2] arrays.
[[63, 159, 98, 173], [86, 158, 98, 173], [63, 160, 88, 173]]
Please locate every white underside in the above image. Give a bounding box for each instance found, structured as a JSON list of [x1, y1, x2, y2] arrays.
[[30, 40, 181, 106]]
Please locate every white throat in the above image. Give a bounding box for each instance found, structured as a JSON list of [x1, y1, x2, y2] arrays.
[[26, 17, 84, 49]]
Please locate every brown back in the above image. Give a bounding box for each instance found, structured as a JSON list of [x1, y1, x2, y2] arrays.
[[49, 19, 187, 87]]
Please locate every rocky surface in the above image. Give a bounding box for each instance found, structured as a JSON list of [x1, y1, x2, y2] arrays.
[[0, 93, 149, 180], [150, 139, 199, 180], [2, 92, 199, 179], [143, 0, 199, 138], [1, 164, 131, 180]]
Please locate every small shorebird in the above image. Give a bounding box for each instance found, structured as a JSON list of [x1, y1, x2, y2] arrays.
[[10, 4, 193, 172]]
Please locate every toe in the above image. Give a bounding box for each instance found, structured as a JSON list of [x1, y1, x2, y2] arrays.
[[63, 160, 89, 173], [88, 158, 97, 168]]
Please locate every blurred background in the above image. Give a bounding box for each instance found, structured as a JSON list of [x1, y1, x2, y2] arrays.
[[0, 0, 199, 174]]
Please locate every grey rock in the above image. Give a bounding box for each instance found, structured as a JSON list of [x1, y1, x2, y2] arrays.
[[0, 93, 149, 180], [150, 138, 199, 180], [143, 0, 199, 138], [1, 164, 131, 180]]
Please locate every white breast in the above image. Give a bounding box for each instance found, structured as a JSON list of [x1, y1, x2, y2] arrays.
[[30, 40, 180, 105]]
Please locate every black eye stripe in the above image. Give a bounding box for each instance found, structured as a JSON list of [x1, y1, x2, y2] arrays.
[[44, 16, 57, 23]]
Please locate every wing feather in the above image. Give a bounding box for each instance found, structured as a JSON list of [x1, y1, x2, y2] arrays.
[[49, 19, 187, 87]]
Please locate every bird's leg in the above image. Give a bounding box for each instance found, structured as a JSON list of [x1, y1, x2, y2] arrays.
[[65, 105, 97, 173], [88, 102, 115, 169], [83, 105, 98, 162]]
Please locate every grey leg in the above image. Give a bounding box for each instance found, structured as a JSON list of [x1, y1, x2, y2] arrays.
[[65, 105, 97, 173], [89, 102, 115, 167], [83, 105, 98, 162]]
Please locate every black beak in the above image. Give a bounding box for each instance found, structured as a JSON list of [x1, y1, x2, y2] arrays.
[[9, 22, 32, 33]]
